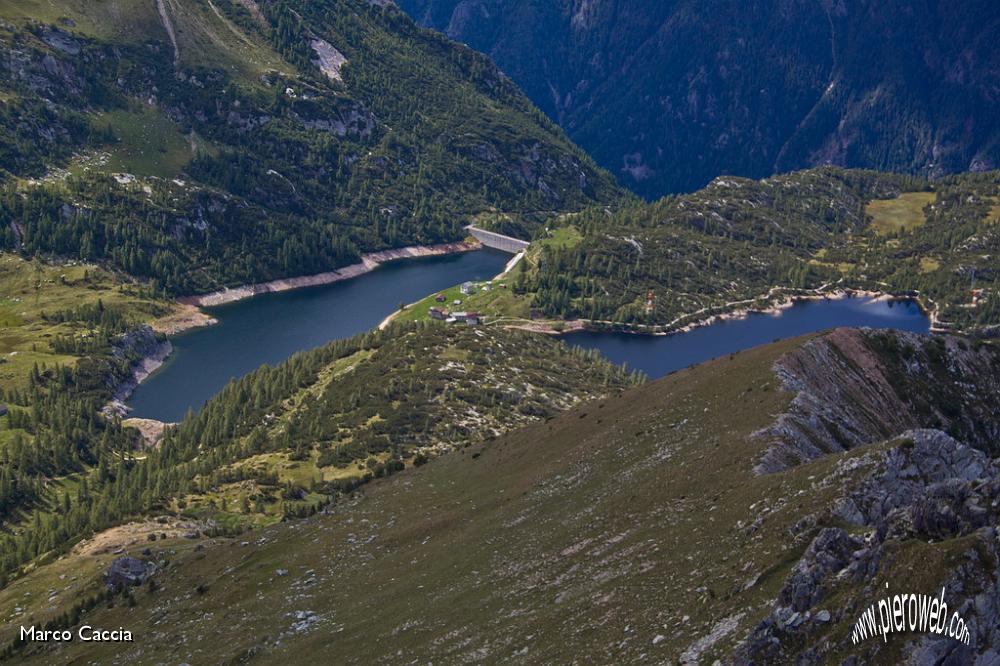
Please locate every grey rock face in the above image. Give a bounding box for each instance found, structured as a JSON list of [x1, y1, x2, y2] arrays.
[[105, 556, 155, 588], [754, 329, 1000, 474], [779, 527, 863, 612], [735, 328, 1000, 663], [847, 429, 991, 527], [736, 426, 1000, 664], [112, 325, 163, 363]]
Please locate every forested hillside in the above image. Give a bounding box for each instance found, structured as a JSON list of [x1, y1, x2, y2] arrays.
[[0, 0, 638, 592], [0, 312, 639, 582], [400, 0, 1000, 198], [0, 0, 620, 293], [514, 168, 1000, 333]]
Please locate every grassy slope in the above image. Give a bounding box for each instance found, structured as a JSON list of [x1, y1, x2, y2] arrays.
[[866, 191, 935, 236], [0, 0, 287, 74], [394, 279, 533, 324], [0, 255, 172, 395], [0, 335, 790, 662], [0, 0, 276, 181], [93, 106, 197, 179], [5, 331, 994, 664], [0, 334, 867, 663], [0, 0, 165, 44]]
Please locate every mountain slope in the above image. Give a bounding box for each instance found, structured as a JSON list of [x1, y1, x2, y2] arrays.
[[5, 329, 999, 663], [516, 168, 1000, 333], [399, 0, 1000, 198], [0, 316, 640, 581], [0, 0, 621, 293]]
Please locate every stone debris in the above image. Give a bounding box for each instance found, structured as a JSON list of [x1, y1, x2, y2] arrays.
[[105, 556, 155, 588], [310, 39, 347, 82]]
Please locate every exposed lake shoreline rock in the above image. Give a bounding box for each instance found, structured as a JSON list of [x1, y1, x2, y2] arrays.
[[102, 241, 483, 436], [543, 288, 936, 338], [180, 241, 482, 308], [103, 326, 172, 422]]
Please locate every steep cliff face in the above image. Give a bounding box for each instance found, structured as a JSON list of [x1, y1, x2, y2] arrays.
[[399, 0, 1000, 197], [755, 328, 1000, 473]]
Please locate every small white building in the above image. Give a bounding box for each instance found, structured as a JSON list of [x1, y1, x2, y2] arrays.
[[460, 281, 476, 295]]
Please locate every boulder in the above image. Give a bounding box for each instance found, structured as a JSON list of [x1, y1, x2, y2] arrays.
[[105, 556, 155, 588]]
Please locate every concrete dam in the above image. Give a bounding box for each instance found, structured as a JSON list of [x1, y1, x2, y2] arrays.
[[465, 225, 531, 254]]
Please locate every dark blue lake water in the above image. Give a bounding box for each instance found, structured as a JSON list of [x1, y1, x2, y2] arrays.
[[566, 296, 930, 380], [127, 249, 512, 422], [131, 254, 931, 423]]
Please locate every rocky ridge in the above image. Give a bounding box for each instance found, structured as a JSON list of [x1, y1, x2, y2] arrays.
[[736, 429, 1000, 664], [755, 328, 1000, 473], [737, 328, 1000, 663]]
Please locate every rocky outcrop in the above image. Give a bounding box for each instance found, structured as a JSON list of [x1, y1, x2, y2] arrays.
[[310, 38, 347, 82], [105, 556, 155, 588], [778, 527, 867, 613], [110, 326, 164, 365], [103, 326, 172, 419], [834, 429, 990, 530], [904, 533, 1000, 665], [754, 329, 1000, 473], [736, 428, 1000, 664], [736, 329, 1000, 663], [123, 418, 170, 448]]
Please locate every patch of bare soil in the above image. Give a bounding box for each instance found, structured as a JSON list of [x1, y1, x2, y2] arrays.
[[152, 303, 217, 335], [123, 418, 170, 446], [73, 518, 210, 557]]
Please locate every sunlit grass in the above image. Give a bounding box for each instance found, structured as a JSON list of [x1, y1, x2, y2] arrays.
[[866, 192, 935, 236]]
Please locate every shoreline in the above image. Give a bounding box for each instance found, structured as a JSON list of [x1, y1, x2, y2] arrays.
[[525, 287, 938, 338], [112, 241, 483, 436], [152, 302, 218, 336], [662, 288, 932, 337], [104, 339, 173, 416], [378, 246, 523, 331], [378, 305, 407, 331], [111, 282, 942, 442], [179, 241, 481, 310]]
